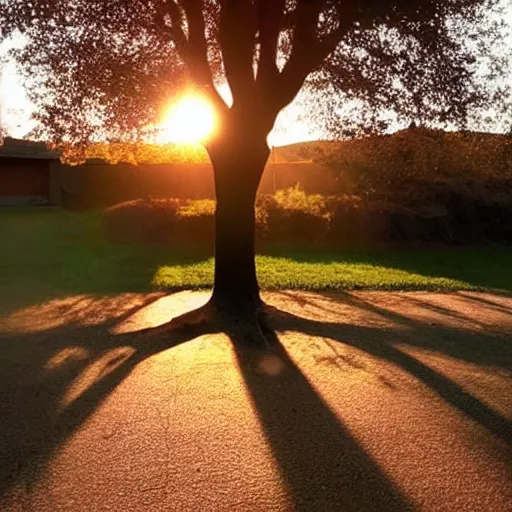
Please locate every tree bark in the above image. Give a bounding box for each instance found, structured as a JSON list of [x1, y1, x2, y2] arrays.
[[207, 129, 270, 316]]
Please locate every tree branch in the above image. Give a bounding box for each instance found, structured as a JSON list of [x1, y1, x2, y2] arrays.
[[180, 0, 211, 84], [292, 0, 324, 50], [273, 2, 355, 112], [155, 0, 227, 113], [255, 0, 286, 89], [218, 0, 258, 105], [261, 0, 325, 114]]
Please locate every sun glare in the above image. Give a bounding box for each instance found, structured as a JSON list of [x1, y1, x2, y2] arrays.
[[160, 95, 216, 144]]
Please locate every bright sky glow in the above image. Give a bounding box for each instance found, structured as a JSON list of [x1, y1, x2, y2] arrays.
[[0, 37, 36, 138], [158, 95, 217, 144]]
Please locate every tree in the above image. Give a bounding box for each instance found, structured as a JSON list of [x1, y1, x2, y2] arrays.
[[1, 0, 501, 343]]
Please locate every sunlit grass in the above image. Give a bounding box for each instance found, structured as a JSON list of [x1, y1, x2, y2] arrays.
[[152, 256, 475, 291]]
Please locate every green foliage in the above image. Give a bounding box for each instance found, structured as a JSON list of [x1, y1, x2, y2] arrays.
[[2, 208, 512, 314], [178, 199, 215, 217], [272, 185, 329, 217], [102, 177, 512, 249], [60, 142, 210, 166]]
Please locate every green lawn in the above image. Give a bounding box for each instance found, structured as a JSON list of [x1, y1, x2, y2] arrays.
[[153, 247, 512, 292], [1, 207, 511, 313]]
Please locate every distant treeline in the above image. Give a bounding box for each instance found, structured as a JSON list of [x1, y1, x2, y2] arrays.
[[57, 127, 511, 213], [317, 127, 512, 204]]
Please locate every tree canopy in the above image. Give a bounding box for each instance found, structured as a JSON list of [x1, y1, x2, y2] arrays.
[[1, 0, 504, 145]]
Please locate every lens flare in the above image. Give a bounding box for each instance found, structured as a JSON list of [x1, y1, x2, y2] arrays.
[[160, 95, 216, 144]]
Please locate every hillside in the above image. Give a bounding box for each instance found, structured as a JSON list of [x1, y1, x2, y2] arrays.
[[274, 129, 510, 169]]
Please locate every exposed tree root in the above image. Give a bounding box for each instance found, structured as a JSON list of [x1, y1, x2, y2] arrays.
[[139, 295, 288, 350], [168, 301, 218, 330], [135, 296, 299, 378], [137, 301, 219, 340], [211, 296, 274, 349]]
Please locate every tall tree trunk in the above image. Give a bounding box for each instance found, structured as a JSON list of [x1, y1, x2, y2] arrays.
[[207, 131, 270, 316]]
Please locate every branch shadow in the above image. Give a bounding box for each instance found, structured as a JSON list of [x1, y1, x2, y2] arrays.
[[457, 292, 512, 315], [265, 304, 512, 448], [232, 327, 413, 511], [0, 294, 219, 499], [281, 291, 512, 370]]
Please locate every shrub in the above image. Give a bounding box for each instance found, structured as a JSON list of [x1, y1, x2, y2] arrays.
[[325, 195, 373, 246], [175, 199, 215, 248], [178, 199, 216, 217], [102, 184, 512, 248], [102, 188, 333, 247], [102, 198, 181, 244], [258, 186, 330, 244], [273, 184, 328, 216]]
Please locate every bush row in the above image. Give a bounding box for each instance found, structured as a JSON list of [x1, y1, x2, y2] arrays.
[[102, 185, 512, 249]]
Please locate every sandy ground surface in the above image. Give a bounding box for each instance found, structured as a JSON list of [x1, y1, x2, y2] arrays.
[[0, 290, 511, 512]]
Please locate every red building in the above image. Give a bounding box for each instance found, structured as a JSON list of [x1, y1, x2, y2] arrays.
[[0, 137, 60, 206]]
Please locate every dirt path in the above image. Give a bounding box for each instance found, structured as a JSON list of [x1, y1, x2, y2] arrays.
[[0, 291, 511, 511]]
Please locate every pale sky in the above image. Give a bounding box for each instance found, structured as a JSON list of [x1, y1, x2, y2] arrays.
[[0, 38, 324, 145], [0, 36, 36, 138], [1, 4, 511, 145]]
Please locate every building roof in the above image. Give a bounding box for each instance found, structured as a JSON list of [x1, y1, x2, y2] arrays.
[[0, 137, 60, 160]]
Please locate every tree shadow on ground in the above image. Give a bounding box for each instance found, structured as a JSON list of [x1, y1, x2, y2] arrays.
[[0, 291, 510, 510], [0, 294, 222, 500], [232, 328, 412, 511], [457, 291, 512, 314], [274, 290, 512, 371]]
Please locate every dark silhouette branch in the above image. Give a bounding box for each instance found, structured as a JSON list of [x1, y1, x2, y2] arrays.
[[180, 0, 215, 85], [275, 2, 356, 112], [156, 0, 227, 113], [255, 0, 285, 90], [219, 0, 258, 105]]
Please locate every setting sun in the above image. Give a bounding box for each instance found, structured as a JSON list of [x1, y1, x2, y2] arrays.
[[160, 95, 216, 144]]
